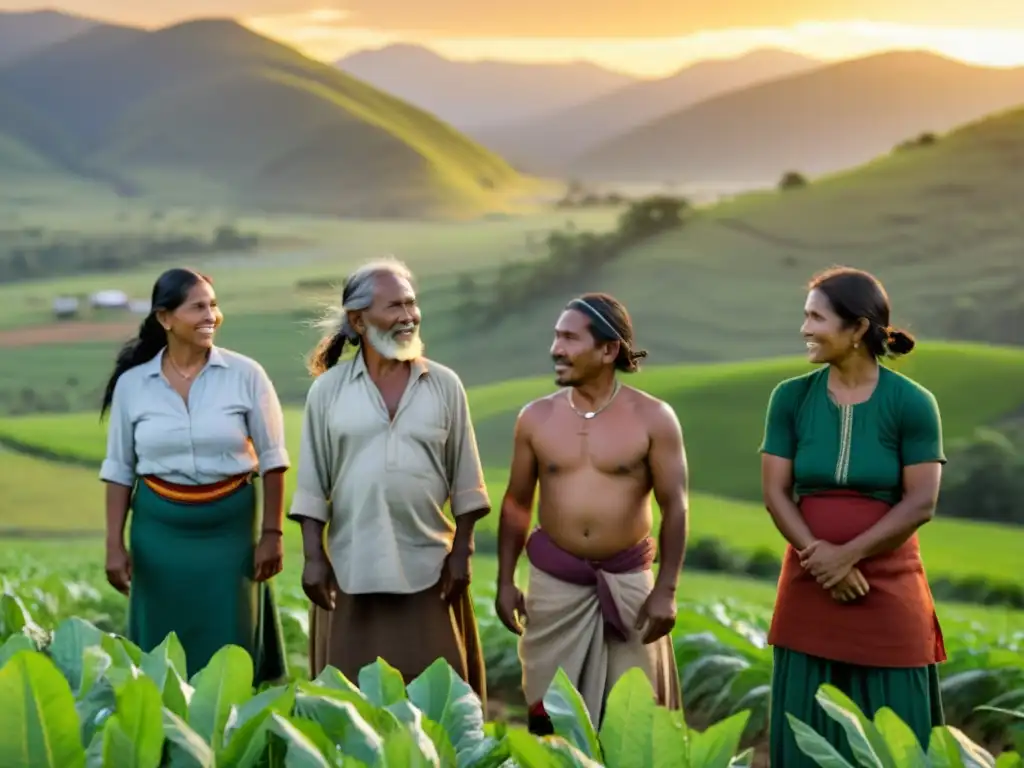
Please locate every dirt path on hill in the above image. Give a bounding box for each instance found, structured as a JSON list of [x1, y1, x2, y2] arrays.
[[0, 321, 135, 348]]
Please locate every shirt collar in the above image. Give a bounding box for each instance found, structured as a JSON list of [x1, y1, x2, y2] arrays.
[[143, 346, 228, 377], [349, 345, 428, 382]]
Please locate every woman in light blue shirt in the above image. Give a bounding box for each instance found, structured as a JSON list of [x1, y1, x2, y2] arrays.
[[100, 267, 290, 682]]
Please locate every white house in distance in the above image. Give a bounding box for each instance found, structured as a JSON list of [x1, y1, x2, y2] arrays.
[[52, 296, 80, 319], [89, 290, 129, 310]]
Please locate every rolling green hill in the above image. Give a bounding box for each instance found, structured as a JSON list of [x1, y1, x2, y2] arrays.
[[570, 51, 1024, 185], [425, 103, 1024, 377], [0, 19, 527, 217], [1, 347, 1023, 586], [2, 343, 1021, 502]]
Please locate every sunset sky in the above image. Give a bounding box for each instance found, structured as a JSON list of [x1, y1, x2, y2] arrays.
[[5, 1, 1024, 75]]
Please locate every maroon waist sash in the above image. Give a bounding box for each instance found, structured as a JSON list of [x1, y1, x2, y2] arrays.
[[525, 528, 657, 641]]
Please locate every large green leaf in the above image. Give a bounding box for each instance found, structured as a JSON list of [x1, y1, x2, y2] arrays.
[[597, 667, 658, 767], [48, 617, 105, 693], [406, 657, 489, 765], [385, 700, 444, 764], [0, 633, 38, 668], [162, 708, 215, 768], [786, 714, 857, 768], [188, 644, 254, 752], [938, 726, 998, 768], [358, 658, 408, 708], [505, 729, 603, 767], [0, 650, 87, 768], [75, 646, 119, 751], [139, 632, 191, 719], [872, 707, 928, 767], [267, 714, 333, 767], [994, 753, 1023, 768], [688, 709, 750, 768], [294, 692, 383, 764], [814, 684, 895, 768], [224, 683, 296, 744], [100, 676, 165, 768], [542, 668, 602, 760]]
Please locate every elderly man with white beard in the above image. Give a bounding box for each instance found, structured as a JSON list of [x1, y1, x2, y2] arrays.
[[289, 258, 490, 702]]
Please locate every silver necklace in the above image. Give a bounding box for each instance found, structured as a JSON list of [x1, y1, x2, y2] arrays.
[[567, 381, 621, 419], [167, 355, 204, 380]]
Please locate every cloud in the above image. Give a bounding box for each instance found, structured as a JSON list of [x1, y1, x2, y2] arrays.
[[331, 0, 1024, 38]]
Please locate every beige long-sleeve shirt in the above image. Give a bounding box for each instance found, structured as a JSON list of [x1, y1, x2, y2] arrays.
[[288, 352, 490, 595]]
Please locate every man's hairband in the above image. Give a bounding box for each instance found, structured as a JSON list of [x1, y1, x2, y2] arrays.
[[567, 298, 625, 343]]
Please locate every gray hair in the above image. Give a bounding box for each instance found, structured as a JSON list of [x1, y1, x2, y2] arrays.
[[315, 257, 413, 342], [307, 257, 414, 376]]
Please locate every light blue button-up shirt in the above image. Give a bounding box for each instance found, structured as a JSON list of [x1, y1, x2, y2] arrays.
[[100, 346, 290, 487]]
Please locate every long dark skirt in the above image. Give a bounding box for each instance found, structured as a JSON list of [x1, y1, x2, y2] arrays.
[[770, 646, 944, 766], [127, 478, 288, 683], [308, 578, 487, 708]]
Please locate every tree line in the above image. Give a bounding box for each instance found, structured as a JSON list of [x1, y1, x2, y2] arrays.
[[455, 194, 690, 321], [0, 225, 259, 283]]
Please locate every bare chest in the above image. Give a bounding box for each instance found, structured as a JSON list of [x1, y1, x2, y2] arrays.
[[372, 371, 411, 420], [534, 409, 650, 477]]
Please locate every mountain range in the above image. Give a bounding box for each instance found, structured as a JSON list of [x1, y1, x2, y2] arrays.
[[471, 48, 823, 171], [568, 51, 1024, 186], [336, 44, 636, 130], [3, 9, 1024, 214], [0, 14, 522, 217]]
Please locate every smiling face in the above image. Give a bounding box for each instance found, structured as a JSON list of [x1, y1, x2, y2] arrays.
[[550, 308, 616, 386], [158, 279, 222, 350], [356, 271, 423, 361], [801, 288, 867, 365]]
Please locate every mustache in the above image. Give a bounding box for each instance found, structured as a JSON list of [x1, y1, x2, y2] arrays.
[[552, 356, 570, 365]]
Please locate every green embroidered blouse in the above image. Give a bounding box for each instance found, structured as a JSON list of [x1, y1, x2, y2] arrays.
[[759, 365, 946, 505]]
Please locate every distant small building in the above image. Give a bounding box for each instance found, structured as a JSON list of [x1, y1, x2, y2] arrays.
[[89, 290, 129, 310], [52, 296, 80, 319]]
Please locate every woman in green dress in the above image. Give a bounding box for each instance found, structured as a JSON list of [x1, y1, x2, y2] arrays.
[[99, 268, 290, 682], [760, 266, 947, 765]]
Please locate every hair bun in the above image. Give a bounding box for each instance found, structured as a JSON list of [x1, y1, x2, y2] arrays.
[[886, 327, 916, 356]]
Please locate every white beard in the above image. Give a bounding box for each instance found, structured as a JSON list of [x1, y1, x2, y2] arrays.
[[365, 322, 423, 361]]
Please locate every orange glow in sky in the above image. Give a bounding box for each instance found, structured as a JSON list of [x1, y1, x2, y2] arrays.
[[244, 11, 1024, 75]]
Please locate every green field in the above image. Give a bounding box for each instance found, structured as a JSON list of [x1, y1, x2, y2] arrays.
[[2, 344, 1023, 588]]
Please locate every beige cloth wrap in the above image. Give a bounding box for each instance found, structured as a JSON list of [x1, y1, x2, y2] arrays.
[[519, 562, 682, 725]]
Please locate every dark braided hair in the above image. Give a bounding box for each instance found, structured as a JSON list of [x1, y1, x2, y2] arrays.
[[100, 268, 211, 418]]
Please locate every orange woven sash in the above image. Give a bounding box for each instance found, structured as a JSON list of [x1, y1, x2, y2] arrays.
[[141, 473, 250, 505], [768, 490, 946, 668]]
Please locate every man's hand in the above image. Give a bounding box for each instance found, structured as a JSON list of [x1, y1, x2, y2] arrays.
[[301, 555, 337, 611], [440, 547, 471, 603], [635, 585, 677, 644], [105, 544, 131, 596], [253, 531, 284, 582], [799, 540, 859, 590], [830, 566, 870, 603], [495, 581, 528, 635]]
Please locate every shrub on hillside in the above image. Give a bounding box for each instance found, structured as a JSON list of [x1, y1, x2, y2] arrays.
[[939, 427, 1024, 525], [479, 194, 690, 320], [778, 171, 808, 190]]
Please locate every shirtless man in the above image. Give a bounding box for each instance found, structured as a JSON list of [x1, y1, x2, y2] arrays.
[[495, 292, 688, 732]]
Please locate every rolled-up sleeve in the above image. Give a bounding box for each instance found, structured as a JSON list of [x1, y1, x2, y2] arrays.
[[445, 376, 490, 517], [246, 362, 290, 474], [99, 376, 137, 487], [288, 378, 333, 523]]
